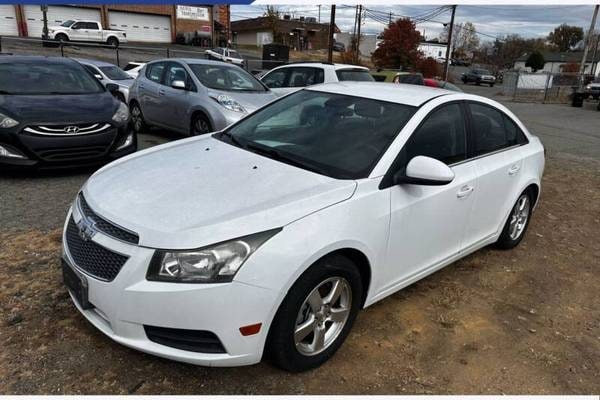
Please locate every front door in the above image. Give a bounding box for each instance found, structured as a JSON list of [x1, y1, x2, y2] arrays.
[[382, 103, 478, 291], [69, 21, 87, 41], [138, 62, 166, 125], [160, 62, 194, 133]]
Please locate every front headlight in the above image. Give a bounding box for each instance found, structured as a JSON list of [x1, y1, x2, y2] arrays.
[[111, 101, 129, 124], [212, 94, 246, 113], [586, 85, 592, 90], [147, 228, 281, 283], [0, 113, 19, 128]]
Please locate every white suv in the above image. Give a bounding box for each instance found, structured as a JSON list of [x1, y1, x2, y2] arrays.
[[260, 62, 374, 96], [61, 82, 544, 372]]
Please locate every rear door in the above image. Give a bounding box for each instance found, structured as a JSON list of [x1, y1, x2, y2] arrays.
[[138, 62, 166, 125], [462, 101, 529, 248], [86, 22, 102, 42]]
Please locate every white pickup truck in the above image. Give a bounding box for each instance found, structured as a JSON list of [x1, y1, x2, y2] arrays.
[[48, 20, 127, 47]]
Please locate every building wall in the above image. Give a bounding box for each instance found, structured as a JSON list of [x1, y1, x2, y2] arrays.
[[234, 31, 259, 46], [514, 61, 598, 75], [418, 43, 448, 60]]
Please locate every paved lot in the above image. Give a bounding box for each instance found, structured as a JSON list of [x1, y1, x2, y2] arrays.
[[1, 84, 599, 394]]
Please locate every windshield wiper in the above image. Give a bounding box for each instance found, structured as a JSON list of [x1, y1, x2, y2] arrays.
[[218, 131, 244, 148], [244, 142, 324, 175]]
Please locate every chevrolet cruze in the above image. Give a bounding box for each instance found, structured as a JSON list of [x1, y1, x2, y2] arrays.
[[61, 82, 544, 371]]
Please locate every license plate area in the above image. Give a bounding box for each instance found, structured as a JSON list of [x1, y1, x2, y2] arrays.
[[62, 259, 93, 310]]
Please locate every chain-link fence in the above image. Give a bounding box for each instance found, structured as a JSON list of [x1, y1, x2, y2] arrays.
[[501, 71, 583, 104]]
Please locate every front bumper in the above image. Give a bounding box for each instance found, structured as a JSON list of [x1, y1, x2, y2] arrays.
[[61, 206, 278, 367], [0, 123, 136, 170]]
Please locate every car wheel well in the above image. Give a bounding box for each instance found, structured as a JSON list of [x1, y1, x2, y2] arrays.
[[525, 183, 540, 207], [317, 248, 371, 307], [191, 110, 213, 129]]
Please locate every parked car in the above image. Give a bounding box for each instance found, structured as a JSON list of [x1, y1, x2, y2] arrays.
[[461, 68, 496, 86], [423, 78, 463, 92], [584, 77, 600, 100], [128, 59, 277, 136], [260, 62, 374, 96], [332, 42, 346, 52], [123, 62, 145, 79], [370, 69, 401, 82], [61, 82, 544, 371], [393, 72, 425, 86], [75, 58, 134, 103], [0, 56, 135, 169], [205, 47, 245, 67], [48, 20, 127, 47]]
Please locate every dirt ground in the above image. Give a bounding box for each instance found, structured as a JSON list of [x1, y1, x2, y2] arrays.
[[1, 153, 599, 394]]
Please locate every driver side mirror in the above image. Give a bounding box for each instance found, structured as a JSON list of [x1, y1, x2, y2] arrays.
[[171, 80, 187, 90], [105, 83, 119, 94], [394, 156, 455, 186], [94, 74, 103, 80]]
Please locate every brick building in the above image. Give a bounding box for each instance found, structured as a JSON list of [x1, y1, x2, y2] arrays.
[[231, 16, 338, 50], [0, 4, 230, 44]]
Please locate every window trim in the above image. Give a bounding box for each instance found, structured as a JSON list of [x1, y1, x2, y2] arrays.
[[379, 100, 468, 190], [145, 61, 167, 84]]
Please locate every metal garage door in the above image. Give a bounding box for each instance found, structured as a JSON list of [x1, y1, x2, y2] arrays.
[[0, 5, 18, 36], [23, 5, 101, 38], [108, 11, 171, 43]]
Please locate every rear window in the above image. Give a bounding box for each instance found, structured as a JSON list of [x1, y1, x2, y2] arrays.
[[99, 66, 133, 81], [190, 64, 266, 92], [123, 63, 142, 71], [335, 69, 374, 82]]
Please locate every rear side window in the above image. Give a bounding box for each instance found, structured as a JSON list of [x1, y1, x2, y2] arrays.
[[403, 103, 467, 165], [85, 22, 99, 30], [145, 62, 165, 83], [336, 69, 375, 82], [469, 102, 526, 156], [287, 67, 324, 87]]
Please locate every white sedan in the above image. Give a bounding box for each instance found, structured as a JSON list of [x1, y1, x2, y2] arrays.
[[61, 82, 544, 371]]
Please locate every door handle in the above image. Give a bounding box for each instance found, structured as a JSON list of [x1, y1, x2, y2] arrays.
[[158, 89, 165, 95], [457, 185, 474, 199], [508, 165, 521, 175]]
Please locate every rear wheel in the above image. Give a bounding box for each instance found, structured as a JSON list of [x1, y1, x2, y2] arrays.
[[130, 102, 148, 133], [266, 254, 362, 372], [190, 114, 212, 136], [495, 190, 533, 249]]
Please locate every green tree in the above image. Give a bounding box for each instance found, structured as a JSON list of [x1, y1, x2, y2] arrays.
[[371, 18, 422, 69], [525, 51, 545, 72], [548, 24, 584, 52]]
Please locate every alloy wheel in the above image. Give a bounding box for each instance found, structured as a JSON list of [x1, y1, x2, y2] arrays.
[[508, 194, 530, 240], [294, 277, 352, 356], [131, 105, 143, 132], [193, 118, 211, 135]]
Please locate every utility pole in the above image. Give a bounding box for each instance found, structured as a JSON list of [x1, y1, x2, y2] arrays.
[[389, 11, 392, 26], [578, 4, 599, 90], [356, 5, 362, 64], [443, 5, 456, 81], [352, 5, 358, 52], [41, 4, 48, 41], [327, 4, 336, 63], [318, 5, 321, 23]]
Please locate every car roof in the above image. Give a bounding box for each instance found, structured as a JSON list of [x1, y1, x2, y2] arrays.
[[0, 55, 79, 65], [272, 62, 369, 71], [72, 58, 116, 67], [306, 82, 454, 107], [149, 58, 243, 67]]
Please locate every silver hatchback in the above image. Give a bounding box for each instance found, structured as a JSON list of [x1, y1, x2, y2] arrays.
[[128, 59, 277, 136]]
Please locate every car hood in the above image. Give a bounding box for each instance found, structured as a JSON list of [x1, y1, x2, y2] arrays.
[[83, 135, 357, 249], [208, 90, 278, 113], [0, 92, 117, 124]]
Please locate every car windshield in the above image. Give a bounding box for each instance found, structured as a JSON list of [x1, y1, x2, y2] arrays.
[[99, 66, 133, 80], [218, 90, 416, 179], [60, 20, 74, 27], [123, 63, 142, 71], [474, 69, 491, 75], [0, 61, 105, 95], [190, 64, 266, 92], [336, 69, 375, 82]]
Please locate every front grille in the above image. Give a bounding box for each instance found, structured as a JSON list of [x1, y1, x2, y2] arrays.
[[144, 325, 226, 354], [65, 217, 128, 281], [37, 146, 108, 161], [78, 194, 139, 245], [24, 123, 112, 136]]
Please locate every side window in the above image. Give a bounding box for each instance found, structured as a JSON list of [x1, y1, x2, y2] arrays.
[[503, 115, 529, 146], [469, 102, 519, 156], [164, 63, 188, 87], [83, 65, 100, 77], [404, 103, 467, 165], [145, 62, 165, 83], [262, 69, 287, 88], [86, 22, 99, 30], [288, 67, 324, 87], [71, 22, 85, 29]]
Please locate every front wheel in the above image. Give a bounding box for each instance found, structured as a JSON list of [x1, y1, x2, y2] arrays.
[[266, 254, 363, 372], [496, 190, 533, 249], [130, 102, 148, 133], [190, 114, 212, 136]]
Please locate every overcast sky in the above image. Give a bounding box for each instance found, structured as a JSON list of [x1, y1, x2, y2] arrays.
[[230, 4, 597, 42]]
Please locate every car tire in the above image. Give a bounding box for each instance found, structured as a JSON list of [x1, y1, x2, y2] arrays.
[[490, 83, 495, 87], [266, 254, 363, 372], [55, 33, 68, 43], [597, 101, 600, 111], [130, 102, 148, 133], [190, 114, 212, 136], [107, 37, 119, 48], [495, 189, 534, 250]]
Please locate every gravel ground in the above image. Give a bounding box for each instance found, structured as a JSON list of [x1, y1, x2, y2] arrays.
[[1, 84, 599, 394]]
